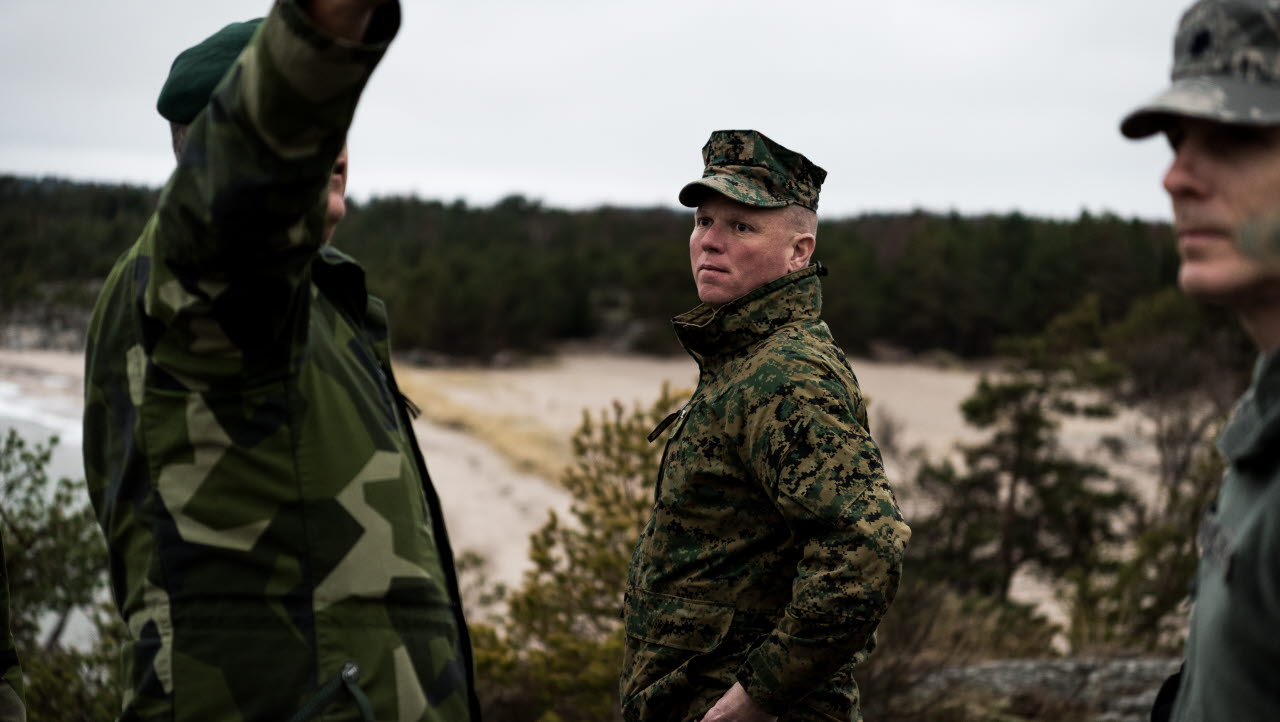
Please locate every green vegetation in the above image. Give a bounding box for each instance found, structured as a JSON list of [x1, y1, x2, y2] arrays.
[[1, 430, 124, 722], [470, 387, 685, 721], [906, 292, 1249, 660], [1, 175, 1176, 360]]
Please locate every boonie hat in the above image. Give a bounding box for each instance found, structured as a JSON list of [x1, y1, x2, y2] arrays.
[[157, 18, 263, 124], [1122, 0, 1280, 138], [679, 130, 827, 211]]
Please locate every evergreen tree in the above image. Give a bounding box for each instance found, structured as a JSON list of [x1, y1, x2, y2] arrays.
[[0, 430, 124, 721], [910, 299, 1132, 600], [471, 386, 686, 722]]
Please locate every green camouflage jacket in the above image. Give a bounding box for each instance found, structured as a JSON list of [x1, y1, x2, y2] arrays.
[[82, 3, 477, 720], [0, 532, 24, 722], [622, 265, 909, 721]]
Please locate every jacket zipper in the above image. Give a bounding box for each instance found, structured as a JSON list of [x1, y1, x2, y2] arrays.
[[288, 662, 373, 722], [383, 364, 481, 719]]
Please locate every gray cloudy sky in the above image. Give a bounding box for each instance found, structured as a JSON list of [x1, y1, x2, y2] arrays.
[[1, 1, 1184, 220]]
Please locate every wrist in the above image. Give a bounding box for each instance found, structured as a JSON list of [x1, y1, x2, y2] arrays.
[[734, 663, 788, 717], [298, 0, 392, 41]]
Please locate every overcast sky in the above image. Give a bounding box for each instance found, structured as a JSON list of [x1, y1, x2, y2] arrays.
[[1, 1, 1185, 221]]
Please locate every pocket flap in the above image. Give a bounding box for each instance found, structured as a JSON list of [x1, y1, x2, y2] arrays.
[[624, 588, 733, 653]]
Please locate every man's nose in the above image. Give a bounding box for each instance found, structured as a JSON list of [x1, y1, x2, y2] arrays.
[[696, 226, 726, 253], [1163, 145, 1207, 200]]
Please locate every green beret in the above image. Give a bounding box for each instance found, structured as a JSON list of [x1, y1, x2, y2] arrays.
[[678, 130, 827, 212], [157, 18, 264, 124]]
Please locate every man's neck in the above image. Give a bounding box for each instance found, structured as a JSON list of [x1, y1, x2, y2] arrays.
[[1239, 302, 1280, 353]]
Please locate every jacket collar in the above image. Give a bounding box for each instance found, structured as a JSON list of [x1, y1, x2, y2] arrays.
[[1218, 351, 1280, 468], [673, 263, 825, 361]]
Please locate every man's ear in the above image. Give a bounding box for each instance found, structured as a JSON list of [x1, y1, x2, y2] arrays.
[[788, 233, 816, 271]]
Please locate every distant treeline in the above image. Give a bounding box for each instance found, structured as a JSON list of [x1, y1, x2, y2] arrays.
[[1, 175, 1177, 359]]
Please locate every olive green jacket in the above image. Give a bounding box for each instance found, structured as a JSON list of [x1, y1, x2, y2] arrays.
[[82, 3, 476, 719], [622, 265, 910, 721], [1171, 352, 1280, 721]]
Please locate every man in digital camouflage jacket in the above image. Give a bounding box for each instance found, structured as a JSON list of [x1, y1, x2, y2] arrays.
[[621, 130, 911, 722]]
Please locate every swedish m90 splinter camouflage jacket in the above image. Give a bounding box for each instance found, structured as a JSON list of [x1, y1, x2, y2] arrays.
[[81, 3, 477, 720], [622, 265, 910, 721]]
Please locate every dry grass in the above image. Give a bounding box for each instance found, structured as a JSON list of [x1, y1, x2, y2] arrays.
[[393, 364, 570, 484]]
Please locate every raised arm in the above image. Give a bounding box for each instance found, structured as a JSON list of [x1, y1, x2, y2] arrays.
[[144, 0, 399, 383]]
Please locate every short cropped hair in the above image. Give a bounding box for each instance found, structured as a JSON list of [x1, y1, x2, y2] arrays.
[[787, 204, 818, 237], [170, 122, 190, 160]]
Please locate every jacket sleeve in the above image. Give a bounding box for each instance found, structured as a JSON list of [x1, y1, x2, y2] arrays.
[[141, 0, 399, 385], [733, 356, 911, 713]]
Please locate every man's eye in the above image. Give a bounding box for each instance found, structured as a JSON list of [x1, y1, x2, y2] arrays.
[[1220, 126, 1272, 150], [735, 223, 751, 233]]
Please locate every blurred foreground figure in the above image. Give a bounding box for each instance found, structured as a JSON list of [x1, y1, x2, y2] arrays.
[[81, 2, 479, 719], [0, 533, 24, 722], [620, 130, 910, 722], [1122, 1, 1280, 720]]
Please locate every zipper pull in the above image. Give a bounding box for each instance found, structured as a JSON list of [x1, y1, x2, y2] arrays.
[[398, 391, 422, 419], [647, 405, 688, 443]]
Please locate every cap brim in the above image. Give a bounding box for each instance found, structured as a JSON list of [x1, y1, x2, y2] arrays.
[[677, 177, 790, 209], [1121, 76, 1280, 138]]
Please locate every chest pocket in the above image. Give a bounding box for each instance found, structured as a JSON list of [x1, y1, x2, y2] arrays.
[[649, 399, 700, 502]]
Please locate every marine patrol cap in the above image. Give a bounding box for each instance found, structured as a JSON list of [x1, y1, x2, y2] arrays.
[[1122, 0, 1280, 138], [678, 130, 827, 212], [157, 18, 263, 124]]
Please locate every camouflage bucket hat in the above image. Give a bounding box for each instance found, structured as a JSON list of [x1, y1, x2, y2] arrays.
[[157, 18, 264, 124], [678, 130, 827, 211], [1122, 0, 1280, 138]]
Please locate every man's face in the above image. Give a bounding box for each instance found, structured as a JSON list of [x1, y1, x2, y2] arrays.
[[324, 145, 349, 242], [689, 194, 812, 307], [1163, 117, 1280, 304]]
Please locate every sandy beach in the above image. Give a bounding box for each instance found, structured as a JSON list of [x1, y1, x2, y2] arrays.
[[1, 347, 1157, 630]]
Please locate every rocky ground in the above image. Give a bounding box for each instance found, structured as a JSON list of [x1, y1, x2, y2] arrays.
[[919, 657, 1180, 722]]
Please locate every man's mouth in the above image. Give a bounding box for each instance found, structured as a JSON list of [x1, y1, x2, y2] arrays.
[[1176, 225, 1229, 239]]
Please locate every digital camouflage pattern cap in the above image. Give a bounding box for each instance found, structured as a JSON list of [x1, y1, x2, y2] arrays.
[[1122, 0, 1280, 138], [679, 130, 827, 211], [157, 18, 264, 124]]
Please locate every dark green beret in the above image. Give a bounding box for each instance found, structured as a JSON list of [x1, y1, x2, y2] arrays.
[[157, 18, 264, 124]]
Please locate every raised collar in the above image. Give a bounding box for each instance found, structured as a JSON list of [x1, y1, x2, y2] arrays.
[[673, 263, 825, 362], [1218, 351, 1280, 468], [312, 245, 371, 322]]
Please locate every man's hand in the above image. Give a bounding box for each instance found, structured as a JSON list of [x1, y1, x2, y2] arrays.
[[700, 683, 778, 722], [301, 0, 392, 41]]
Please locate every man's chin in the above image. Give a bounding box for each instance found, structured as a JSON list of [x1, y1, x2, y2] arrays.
[[696, 287, 734, 307], [1178, 266, 1280, 306]]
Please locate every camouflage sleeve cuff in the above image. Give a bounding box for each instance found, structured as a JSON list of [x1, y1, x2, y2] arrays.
[[248, 0, 401, 153], [734, 616, 879, 713]]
